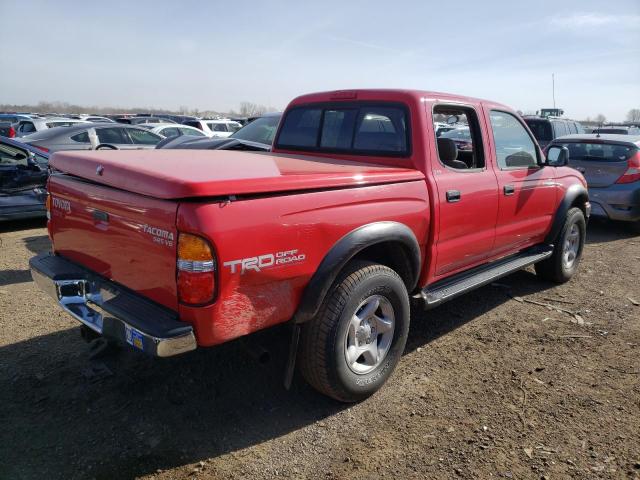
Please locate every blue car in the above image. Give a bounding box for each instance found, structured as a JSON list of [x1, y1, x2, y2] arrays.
[[0, 136, 49, 221], [548, 134, 640, 232]]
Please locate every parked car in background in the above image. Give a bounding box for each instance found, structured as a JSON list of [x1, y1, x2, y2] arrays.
[[157, 114, 199, 124], [524, 116, 585, 149], [591, 126, 640, 135], [548, 134, 640, 231], [0, 121, 17, 138], [0, 137, 49, 220], [66, 115, 115, 123], [0, 113, 35, 124], [115, 116, 177, 125], [438, 126, 472, 152], [140, 123, 207, 139], [14, 117, 90, 137], [157, 112, 281, 150], [181, 119, 243, 138], [20, 123, 164, 153]]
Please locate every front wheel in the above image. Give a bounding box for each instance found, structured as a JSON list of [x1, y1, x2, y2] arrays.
[[298, 261, 410, 402], [535, 207, 586, 283]]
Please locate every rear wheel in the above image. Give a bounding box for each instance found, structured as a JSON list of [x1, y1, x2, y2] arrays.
[[298, 261, 410, 402], [535, 207, 586, 283]]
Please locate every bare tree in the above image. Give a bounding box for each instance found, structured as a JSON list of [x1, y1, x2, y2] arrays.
[[595, 113, 606, 124], [239, 102, 267, 117], [627, 108, 640, 123]]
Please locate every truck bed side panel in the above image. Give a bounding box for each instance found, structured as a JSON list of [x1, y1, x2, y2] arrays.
[[177, 180, 430, 346]]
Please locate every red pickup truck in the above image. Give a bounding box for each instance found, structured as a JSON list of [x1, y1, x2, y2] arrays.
[[30, 89, 590, 402]]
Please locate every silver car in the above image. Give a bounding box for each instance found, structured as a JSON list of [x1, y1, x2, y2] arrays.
[[139, 122, 207, 139], [14, 117, 90, 137], [550, 134, 640, 231], [20, 123, 165, 153]]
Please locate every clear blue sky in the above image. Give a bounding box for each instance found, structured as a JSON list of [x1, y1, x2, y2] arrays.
[[1, 0, 638, 121]]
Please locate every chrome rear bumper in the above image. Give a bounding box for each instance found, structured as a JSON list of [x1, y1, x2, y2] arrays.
[[30, 253, 196, 357]]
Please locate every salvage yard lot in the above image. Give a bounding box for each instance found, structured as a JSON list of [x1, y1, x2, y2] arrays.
[[1, 219, 638, 479]]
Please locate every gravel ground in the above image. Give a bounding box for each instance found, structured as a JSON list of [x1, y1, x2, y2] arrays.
[[1, 218, 639, 480]]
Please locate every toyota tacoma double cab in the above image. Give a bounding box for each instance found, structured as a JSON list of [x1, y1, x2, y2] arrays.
[[30, 89, 590, 402]]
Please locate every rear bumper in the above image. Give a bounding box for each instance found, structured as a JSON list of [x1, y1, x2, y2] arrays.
[[588, 183, 640, 222], [29, 252, 196, 357]]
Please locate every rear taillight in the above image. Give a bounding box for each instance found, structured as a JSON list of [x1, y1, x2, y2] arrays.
[[177, 233, 216, 305], [8, 126, 16, 138], [615, 151, 640, 184], [33, 145, 49, 153], [45, 193, 51, 220]]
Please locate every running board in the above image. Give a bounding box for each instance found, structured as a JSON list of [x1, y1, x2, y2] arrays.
[[417, 246, 553, 309]]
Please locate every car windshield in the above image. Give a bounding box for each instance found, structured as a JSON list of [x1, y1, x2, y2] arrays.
[[231, 115, 281, 144], [558, 142, 636, 162], [524, 119, 553, 142]]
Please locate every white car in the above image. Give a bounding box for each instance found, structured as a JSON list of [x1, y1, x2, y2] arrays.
[[14, 117, 91, 137], [140, 123, 207, 139], [182, 119, 243, 138]]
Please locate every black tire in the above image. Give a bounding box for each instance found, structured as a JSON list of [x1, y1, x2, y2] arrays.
[[298, 260, 410, 402], [535, 207, 586, 283]]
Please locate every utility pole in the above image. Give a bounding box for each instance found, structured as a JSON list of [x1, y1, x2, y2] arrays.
[[552, 73, 556, 109]]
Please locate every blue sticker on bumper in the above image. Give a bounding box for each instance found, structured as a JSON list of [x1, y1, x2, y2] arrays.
[[125, 325, 144, 351]]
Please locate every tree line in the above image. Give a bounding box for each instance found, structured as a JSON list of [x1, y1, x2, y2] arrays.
[[0, 100, 278, 118]]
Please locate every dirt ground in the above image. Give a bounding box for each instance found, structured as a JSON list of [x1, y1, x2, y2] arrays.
[[0, 218, 639, 480]]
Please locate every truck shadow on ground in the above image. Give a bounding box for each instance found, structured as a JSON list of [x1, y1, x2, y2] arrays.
[[1, 269, 555, 480], [585, 218, 638, 244], [0, 217, 46, 233]]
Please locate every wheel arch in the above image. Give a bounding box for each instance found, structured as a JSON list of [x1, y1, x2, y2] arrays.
[[545, 183, 589, 244], [293, 221, 421, 324]]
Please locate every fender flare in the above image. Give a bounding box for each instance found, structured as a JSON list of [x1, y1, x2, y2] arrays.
[[544, 183, 589, 244], [293, 221, 421, 324]]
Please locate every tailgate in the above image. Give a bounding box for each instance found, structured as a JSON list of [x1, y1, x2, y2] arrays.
[[48, 174, 179, 310]]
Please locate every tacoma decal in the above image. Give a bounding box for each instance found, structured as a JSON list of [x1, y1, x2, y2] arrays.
[[224, 249, 306, 274], [141, 224, 175, 247]]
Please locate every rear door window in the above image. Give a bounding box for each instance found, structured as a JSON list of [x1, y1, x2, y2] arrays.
[[552, 121, 568, 137], [524, 119, 552, 142], [160, 127, 181, 138], [71, 131, 90, 143], [96, 127, 132, 145], [209, 123, 228, 132], [276, 103, 409, 156], [127, 128, 162, 145], [179, 127, 205, 136]]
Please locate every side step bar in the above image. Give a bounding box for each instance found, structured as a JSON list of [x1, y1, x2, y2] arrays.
[[417, 246, 553, 309]]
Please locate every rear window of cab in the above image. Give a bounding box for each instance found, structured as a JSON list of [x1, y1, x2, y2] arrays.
[[275, 103, 410, 157]]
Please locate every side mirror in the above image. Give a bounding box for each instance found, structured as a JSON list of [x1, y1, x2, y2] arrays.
[[546, 145, 569, 166], [446, 115, 459, 125]]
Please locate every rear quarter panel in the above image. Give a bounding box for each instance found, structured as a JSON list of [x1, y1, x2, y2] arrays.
[[177, 180, 429, 346]]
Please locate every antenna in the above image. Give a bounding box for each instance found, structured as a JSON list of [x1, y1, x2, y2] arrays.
[[552, 73, 556, 109]]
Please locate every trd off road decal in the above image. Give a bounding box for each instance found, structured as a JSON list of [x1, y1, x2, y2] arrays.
[[224, 249, 306, 275]]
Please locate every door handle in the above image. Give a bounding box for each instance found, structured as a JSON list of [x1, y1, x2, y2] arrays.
[[504, 185, 515, 196], [446, 190, 461, 203]]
